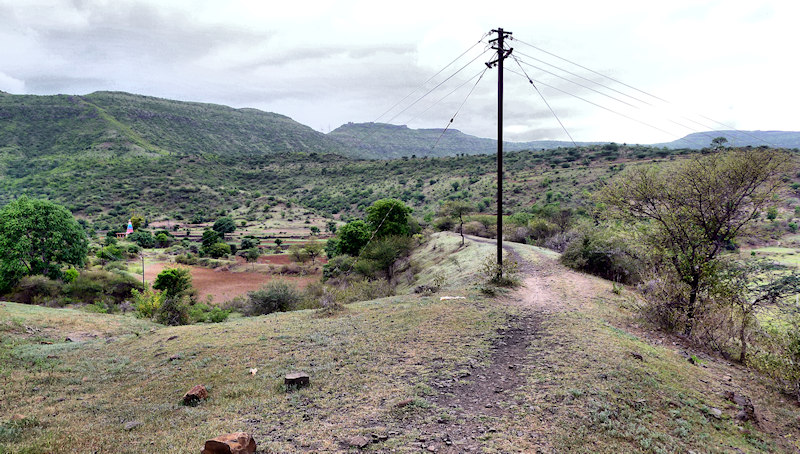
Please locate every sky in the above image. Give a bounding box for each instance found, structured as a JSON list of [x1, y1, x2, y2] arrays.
[[0, 0, 797, 144]]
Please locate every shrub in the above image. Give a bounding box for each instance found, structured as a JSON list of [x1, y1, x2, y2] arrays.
[[153, 267, 193, 299], [247, 280, 301, 315], [155, 297, 190, 325], [9, 275, 63, 305], [479, 254, 520, 288], [206, 242, 231, 259], [128, 231, 155, 248], [131, 287, 164, 319], [188, 302, 231, 323], [560, 226, 641, 284], [63, 269, 142, 305]]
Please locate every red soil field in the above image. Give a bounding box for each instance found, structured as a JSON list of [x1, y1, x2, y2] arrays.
[[142, 262, 317, 304]]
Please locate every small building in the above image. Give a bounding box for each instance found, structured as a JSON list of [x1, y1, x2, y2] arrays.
[[116, 219, 135, 239]]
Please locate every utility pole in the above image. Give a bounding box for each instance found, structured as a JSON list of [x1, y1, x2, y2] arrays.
[[487, 28, 512, 278]]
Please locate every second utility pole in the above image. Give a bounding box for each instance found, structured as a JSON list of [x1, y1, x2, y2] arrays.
[[487, 27, 512, 279]]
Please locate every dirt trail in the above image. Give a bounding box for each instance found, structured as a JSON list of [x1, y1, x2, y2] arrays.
[[410, 236, 579, 453]]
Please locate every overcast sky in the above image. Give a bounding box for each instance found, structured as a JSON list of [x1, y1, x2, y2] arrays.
[[0, 0, 797, 144]]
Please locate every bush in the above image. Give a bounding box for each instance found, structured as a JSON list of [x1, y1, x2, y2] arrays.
[[9, 275, 63, 305], [479, 255, 520, 289], [128, 231, 155, 248], [560, 225, 641, 284], [247, 280, 301, 315], [155, 297, 190, 325], [131, 287, 164, 319], [188, 302, 231, 323], [206, 242, 231, 259], [63, 269, 143, 305]]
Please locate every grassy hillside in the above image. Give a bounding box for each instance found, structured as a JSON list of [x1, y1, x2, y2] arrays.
[[2, 232, 799, 452], [327, 122, 601, 159], [0, 91, 342, 161]]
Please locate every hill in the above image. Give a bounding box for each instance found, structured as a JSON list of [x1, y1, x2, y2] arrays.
[[2, 232, 798, 452], [656, 130, 800, 150], [327, 122, 600, 159], [0, 91, 343, 160]]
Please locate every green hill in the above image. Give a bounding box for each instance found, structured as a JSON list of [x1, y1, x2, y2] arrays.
[[0, 91, 343, 161]]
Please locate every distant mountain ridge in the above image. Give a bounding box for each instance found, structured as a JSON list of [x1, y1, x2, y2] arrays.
[[1, 91, 797, 163], [327, 122, 600, 159], [655, 130, 800, 150]]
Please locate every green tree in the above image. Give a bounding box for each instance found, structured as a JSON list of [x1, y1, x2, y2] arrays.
[[310, 226, 320, 235], [212, 216, 236, 239], [201, 229, 221, 249], [303, 241, 324, 264], [206, 242, 231, 259], [288, 244, 309, 263], [130, 215, 144, 231], [336, 220, 372, 256], [711, 136, 728, 149], [326, 221, 337, 234], [128, 230, 155, 248], [244, 247, 261, 270], [599, 149, 789, 336], [152, 267, 193, 300], [152, 267, 194, 325], [0, 197, 88, 292], [365, 198, 413, 238]]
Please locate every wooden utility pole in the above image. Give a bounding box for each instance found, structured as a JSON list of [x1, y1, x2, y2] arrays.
[[487, 28, 512, 278]]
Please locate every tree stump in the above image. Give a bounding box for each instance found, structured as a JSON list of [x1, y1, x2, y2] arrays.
[[284, 372, 310, 390]]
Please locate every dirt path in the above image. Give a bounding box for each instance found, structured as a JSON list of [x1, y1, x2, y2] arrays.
[[407, 237, 570, 452]]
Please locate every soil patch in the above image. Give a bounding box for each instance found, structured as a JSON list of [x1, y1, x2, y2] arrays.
[[143, 263, 317, 303]]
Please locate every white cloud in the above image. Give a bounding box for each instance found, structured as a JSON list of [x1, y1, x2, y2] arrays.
[[0, 0, 796, 143]]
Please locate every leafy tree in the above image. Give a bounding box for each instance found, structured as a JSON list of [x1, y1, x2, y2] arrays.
[[0, 196, 88, 292], [442, 201, 474, 246], [155, 232, 172, 248], [288, 244, 309, 263], [212, 216, 236, 239], [128, 230, 155, 248], [152, 267, 194, 325], [711, 136, 728, 149], [599, 149, 789, 336], [336, 220, 372, 256], [274, 238, 284, 250], [153, 267, 193, 300], [326, 221, 337, 234], [201, 229, 221, 249], [365, 198, 413, 238], [310, 226, 320, 235], [244, 247, 261, 266], [206, 242, 231, 258], [130, 215, 144, 231], [303, 241, 324, 264], [240, 236, 258, 250]]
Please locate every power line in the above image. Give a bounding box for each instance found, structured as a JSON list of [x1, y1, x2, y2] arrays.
[[512, 37, 780, 148], [432, 67, 490, 150], [373, 33, 491, 124], [511, 55, 577, 147], [383, 48, 491, 126], [505, 67, 683, 140]]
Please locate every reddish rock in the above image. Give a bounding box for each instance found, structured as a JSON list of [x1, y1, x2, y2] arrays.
[[201, 432, 256, 454], [182, 384, 208, 405]]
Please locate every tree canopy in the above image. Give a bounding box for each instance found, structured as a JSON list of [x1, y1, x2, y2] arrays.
[[599, 148, 789, 335], [365, 198, 413, 238], [212, 216, 236, 239], [0, 196, 88, 292]]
